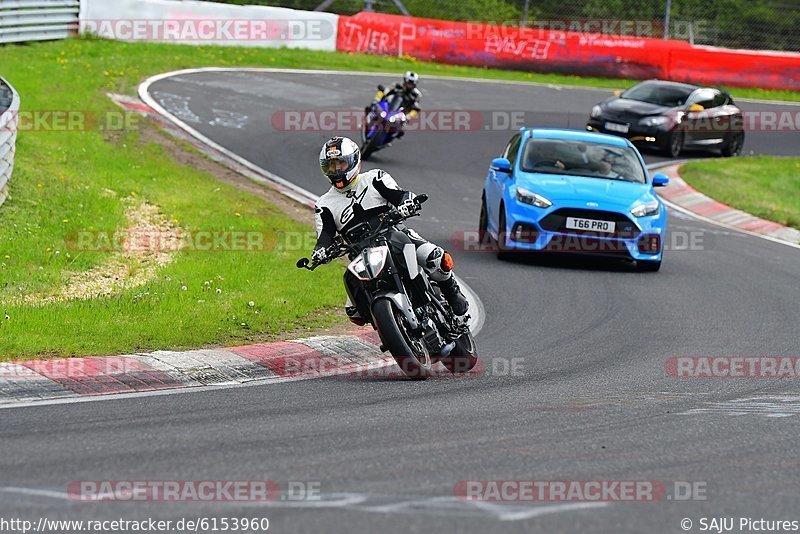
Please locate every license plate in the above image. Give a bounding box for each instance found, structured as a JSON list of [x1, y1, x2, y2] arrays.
[[566, 217, 616, 233], [604, 121, 629, 133]]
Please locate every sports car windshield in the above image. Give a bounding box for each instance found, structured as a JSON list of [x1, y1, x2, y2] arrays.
[[520, 139, 647, 184], [621, 83, 694, 107]]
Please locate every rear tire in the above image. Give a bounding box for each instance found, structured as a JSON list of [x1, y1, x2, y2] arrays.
[[442, 332, 479, 374], [721, 131, 744, 157], [636, 260, 662, 272], [372, 299, 430, 380]]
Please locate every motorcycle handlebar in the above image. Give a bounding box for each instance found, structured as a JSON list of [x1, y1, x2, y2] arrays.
[[298, 194, 429, 271]]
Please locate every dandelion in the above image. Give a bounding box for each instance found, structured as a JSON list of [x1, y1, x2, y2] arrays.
[[248, 301, 255, 307], [204, 281, 211, 286], [181, 285, 187, 291], [4, 315, 9, 320], [216, 288, 222, 294]]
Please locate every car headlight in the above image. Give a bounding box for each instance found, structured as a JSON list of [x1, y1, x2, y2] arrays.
[[631, 200, 660, 218], [591, 105, 602, 119], [639, 116, 669, 128], [516, 187, 552, 208]]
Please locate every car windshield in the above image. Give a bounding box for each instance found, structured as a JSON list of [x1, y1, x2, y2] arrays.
[[621, 83, 694, 107], [520, 138, 647, 184]]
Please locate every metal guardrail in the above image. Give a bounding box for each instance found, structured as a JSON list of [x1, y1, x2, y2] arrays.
[[0, 76, 20, 209], [0, 0, 80, 45]]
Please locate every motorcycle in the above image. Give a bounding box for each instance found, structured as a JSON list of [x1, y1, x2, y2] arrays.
[[296, 195, 479, 380], [360, 85, 407, 160]]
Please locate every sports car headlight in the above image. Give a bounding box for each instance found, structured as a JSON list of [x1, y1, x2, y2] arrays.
[[639, 116, 669, 127], [591, 105, 602, 119], [631, 200, 660, 218], [516, 187, 552, 208], [347, 246, 389, 281]]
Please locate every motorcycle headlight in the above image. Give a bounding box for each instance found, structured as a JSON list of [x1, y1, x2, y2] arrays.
[[591, 105, 602, 119], [348, 246, 389, 281], [631, 200, 660, 218], [380, 111, 387, 119], [516, 187, 552, 208], [639, 116, 669, 128]]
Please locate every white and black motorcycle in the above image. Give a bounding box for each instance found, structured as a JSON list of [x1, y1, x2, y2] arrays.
[[297, 195, 478, 380]]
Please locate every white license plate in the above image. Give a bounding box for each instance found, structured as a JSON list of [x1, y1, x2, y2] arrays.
[[566, 217, 616, 233], [604, 121, 629, 133]]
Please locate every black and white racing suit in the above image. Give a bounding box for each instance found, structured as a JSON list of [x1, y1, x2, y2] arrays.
[[313, 169, 467, 319]]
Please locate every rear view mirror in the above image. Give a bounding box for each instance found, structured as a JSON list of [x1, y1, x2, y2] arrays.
[[652, 173, 670, 187], [491, 157, 512, 174], [688, 104, 704, 112]]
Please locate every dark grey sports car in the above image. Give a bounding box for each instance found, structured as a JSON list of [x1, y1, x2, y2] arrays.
[[586, 80, 745, 158]]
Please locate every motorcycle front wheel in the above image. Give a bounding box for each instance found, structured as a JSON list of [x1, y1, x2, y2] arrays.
[[372, 299, 431, 380]]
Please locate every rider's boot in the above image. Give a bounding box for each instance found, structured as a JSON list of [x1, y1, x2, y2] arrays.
[[438, 276, 469, 317]]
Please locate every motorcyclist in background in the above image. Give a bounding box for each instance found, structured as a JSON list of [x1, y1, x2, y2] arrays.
[[367, 71, 422, 138], [312, 136, 469, 325]]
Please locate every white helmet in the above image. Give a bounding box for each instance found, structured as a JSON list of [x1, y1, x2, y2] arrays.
[[319, 136, 361, 191], [403, 71, 419, 88]]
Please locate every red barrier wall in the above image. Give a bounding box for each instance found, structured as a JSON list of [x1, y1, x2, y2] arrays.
[[337, 12, 800, 91]]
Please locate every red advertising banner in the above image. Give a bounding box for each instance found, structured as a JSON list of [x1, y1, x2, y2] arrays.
[[337, 12, 800, 91]]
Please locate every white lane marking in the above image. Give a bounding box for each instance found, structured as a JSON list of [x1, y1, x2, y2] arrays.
[[0, 487, 609, 522], [680, 395, 800, 418], [139, 66, 800, 106], [0, 487, 72, 500], [140, 69, 486, 336]]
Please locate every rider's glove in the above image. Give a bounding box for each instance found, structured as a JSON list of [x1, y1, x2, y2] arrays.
[[397, 194, 417, 217], [311, 246, 329, 264]]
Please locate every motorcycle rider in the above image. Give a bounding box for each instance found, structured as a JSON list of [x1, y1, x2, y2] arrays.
[[367, 71, 421, 138], [312, 136, 468, 325]]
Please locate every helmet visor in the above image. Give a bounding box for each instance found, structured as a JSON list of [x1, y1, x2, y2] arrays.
[[320, 152, 358, 188]]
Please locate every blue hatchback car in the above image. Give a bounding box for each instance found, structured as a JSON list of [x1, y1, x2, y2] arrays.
[[479, 128, 669, 271]]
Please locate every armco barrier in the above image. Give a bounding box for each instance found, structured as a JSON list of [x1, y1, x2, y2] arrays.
[[80, 0, 338, 51], [0, 0, 80, 45], [0, 76, 20, 209], [336, 12, 800, 92]]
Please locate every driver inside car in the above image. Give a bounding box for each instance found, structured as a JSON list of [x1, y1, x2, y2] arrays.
[[312, 136, 469, 325]]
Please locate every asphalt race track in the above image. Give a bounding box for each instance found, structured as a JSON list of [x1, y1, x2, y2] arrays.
[[2, 71, 799, 533]]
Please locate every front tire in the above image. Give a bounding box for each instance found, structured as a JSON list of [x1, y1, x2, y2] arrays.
[[663, 129, 684, 158], [496, 206, 512, 261], [636, 260, 662, 272], [372, 299, 430, 380], [442, 332, 479, 374], [361, 130, 381, 161], [721, 131, 744, 157]]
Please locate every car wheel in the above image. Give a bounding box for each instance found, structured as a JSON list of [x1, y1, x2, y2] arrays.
[[497, 206, 512, 261], [721, 131, 744, 157], [663, 130, 684, 158], [478, 195, 489, 244], [636, 260, 662, 272]]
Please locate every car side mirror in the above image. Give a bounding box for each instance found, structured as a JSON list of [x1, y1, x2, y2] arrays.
[[652, 173, 670, 187], [688, 104, 704, 113], [491, 157, 512, 174]]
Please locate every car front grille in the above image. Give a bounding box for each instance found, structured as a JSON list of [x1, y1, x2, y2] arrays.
[[539, 208, 640, 239]]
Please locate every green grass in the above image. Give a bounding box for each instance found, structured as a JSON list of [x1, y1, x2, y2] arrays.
[[1, 38, 798, 359], [681, 157, 800, 230]]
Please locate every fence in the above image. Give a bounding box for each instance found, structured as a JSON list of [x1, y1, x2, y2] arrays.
[[0, 76, 20, 209], [0, 0, 80, 44], [204, 0, 800, 52]]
